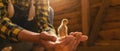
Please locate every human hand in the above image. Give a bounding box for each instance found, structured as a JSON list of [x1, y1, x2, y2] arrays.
[[39, 31, 57, 42], [54, 32, 88, 51], [39, 32, 88, 51], [69, 32, 88, 50], [31, 31, 57, 51]]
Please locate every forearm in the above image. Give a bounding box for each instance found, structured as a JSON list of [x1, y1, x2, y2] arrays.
[[18, 30, 40, 43], [0, 17, 39, 43], [18, 29, 57, 43]]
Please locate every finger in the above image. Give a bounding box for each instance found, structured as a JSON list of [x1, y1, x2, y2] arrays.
[[66, 36, 76, 46], [69, 32, 74, 35], [73, 34, 81, 50], [59, 35, 74, 45], [73, 35, 88, 49], [65, 37, 78, 51], [71, 32, 82, 49], [67, 37, 76, 46], [74, 32, 82, 37], [69, 32, 76, 36], [70, 32, 82, 37], [71, 32, 88, 42], [80, 35, 88, 41], [69, 32, 88, 50], [56, 36, 76, 51], [70, 32, 82, 43], [59, 37, 70, 45], [39, 39, 55, 49], [40, 31, 57, 42], [71, 39, 78, 51], [73, 32, 88, 41], [73, 39, 80, 50]]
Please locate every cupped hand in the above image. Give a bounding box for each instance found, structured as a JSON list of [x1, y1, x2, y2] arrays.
[[39, 32, 88, 51]]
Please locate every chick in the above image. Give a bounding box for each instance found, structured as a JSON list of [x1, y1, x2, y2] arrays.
[[58, 19, 69, 38]]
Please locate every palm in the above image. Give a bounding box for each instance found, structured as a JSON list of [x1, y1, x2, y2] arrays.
[[40, 32, 88, 51], [43, 35, 79, 51]]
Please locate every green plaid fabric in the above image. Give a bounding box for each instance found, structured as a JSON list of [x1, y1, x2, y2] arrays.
[[0, 0, 56, 42]]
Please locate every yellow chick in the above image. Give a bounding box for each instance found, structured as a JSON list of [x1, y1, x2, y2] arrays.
[[57, 19, 69, 38]]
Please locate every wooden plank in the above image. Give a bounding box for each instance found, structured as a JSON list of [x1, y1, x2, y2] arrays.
[[87, 0, 110, 46], [91, 3, 102, 8], [77, 45, 120, 51], [81, 0, 90, 46], [50, 0, 81, 14], [96, 40, 120, 46], [101, 22, 120, 30], [110, 0, 120, 6], [99, 28, 120, 40]]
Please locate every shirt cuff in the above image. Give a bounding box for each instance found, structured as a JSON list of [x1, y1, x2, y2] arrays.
[[0, 17, 24, 42]]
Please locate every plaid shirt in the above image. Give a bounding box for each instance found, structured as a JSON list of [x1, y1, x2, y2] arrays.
[[0, 0, 56, 42]]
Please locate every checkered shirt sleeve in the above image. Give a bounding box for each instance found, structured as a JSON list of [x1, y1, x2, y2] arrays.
[[35, 0, 56, 35], [0, 0, 56, 42], [0, 1, 23, 42]]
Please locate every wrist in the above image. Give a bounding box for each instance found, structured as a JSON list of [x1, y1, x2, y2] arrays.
[[18, 30, 40, 43]]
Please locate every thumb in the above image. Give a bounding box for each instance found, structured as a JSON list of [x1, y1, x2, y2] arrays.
[[39, 31, 57, 42]]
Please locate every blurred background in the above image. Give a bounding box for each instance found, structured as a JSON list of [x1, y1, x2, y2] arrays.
[[50, 0, 120, 51]]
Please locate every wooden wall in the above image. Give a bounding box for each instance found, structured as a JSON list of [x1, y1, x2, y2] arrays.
[[50, 0, 82, 33], [98, 6, 120, 42], [50, 0, 103, 43], [50, 0, 103, 33], [50, 0, 120, 47], [110, 0, 120, 6]]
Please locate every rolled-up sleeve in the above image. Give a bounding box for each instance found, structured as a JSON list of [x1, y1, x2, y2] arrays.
[[0, 17, 23, 42], [0, 2, 23, 42]]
